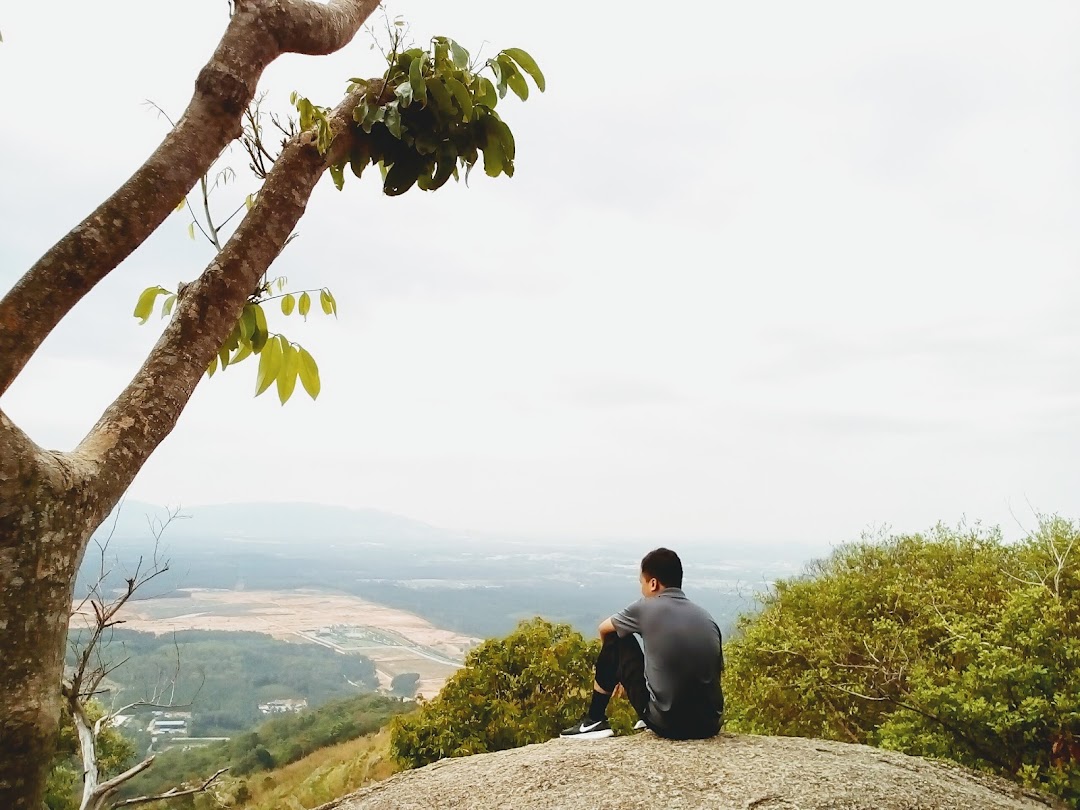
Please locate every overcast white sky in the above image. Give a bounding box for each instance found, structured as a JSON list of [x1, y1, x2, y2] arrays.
[[2, 1, 1079, 545]]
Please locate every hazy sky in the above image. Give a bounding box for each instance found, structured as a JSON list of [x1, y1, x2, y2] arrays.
[[1, 1, 1078, 544]]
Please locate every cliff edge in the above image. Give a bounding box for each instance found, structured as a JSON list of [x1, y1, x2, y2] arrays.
[[320, 732, 1060, 810]]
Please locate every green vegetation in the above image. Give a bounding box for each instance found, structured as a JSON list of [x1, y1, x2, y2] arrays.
[[725, 518, 1080, 807], [390, 672, 420, 697], [119, 693, 410, 802], [225, 728, 398, 810], [64, 630, 378, 737], [390, 618, 636, 768]]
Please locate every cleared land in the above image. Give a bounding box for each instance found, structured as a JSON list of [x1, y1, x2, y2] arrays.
[[80, 588, 479, 698]]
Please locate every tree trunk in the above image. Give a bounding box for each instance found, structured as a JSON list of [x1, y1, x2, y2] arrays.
[[0, 413, 104, 809]]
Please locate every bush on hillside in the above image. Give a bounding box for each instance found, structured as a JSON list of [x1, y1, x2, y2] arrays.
[[725, 518, 1080, 807], [390, 672, 420, 698], [390, 618, 637, 768]]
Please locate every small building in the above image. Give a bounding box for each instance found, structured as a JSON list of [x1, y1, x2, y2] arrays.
[[257, 698, 308, 715], [149, 719, 188, 735]]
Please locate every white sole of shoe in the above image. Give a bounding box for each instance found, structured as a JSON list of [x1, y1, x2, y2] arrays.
[[560, 729, 615, 740]]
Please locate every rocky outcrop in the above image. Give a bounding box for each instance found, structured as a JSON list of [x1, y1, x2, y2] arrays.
[[322, 732, 1060, 810]]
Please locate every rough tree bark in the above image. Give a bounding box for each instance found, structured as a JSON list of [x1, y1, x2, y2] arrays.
[[0, 2, 379, 807]]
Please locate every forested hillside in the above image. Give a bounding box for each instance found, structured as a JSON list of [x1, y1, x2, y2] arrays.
[[63, 630, 378, 737]]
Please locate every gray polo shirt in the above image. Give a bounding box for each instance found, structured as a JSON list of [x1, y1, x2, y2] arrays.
[[611, 587, 724, 736]]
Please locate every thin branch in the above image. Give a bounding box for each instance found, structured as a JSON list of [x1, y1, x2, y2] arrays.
[[109, 768, 228, 809], [200, 176, 223, 251]]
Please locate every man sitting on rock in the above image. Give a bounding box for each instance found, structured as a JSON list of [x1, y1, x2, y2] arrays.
[[560, 547, 724, 740]]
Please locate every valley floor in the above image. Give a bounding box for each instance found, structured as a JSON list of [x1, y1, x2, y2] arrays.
[[73, 588, 480, 697]]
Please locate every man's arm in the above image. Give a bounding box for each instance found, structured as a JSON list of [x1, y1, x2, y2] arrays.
[[608, 599, 643, 638]]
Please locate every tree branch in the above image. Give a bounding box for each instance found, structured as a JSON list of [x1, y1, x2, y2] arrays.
[[0, 0, 381, 396], [85, 757, 156, 810], [107, 768, 228, 809], [75, 88, 364, 503]]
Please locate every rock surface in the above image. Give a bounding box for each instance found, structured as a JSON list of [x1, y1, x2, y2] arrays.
[[321, 732, 1060, 810]]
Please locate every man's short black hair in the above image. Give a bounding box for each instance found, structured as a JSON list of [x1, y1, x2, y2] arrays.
[[641, 547, 683, 589]]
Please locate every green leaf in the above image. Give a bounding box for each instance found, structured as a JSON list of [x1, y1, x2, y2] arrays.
[[409, 56, 427, 106], [320, 290, 333, 315], [444, 77, 473, 119], [277, 339, 299, 405], [240, 305, 257, 341], [488, 59, 507, 98], [133, 286, 169, 325], [298, 292, 311, 320], [354, 100, 372, 130], [475, 77, 498, 109], [232, 341, 254, 365], [252, 303, 269, 352], [426, 76, 454, 115], [218, 344, 231, 370], [206, 355, 218, 378], [449, 39, 469, 70], [161, 294, 176, 319], [281, 294, 296, 316], [175, 198, 186, 213], [187, 222, 195, 241], [487, 114, 516, 162], [501, 48, 545, 92], [384, 157, 421, 196], [433, 39, 450, 68], [497, 55, 528, 101], [245, 193, 255, 211], [361, 102, 384, 132], [394, 81, 413, 107], [255, 335, 282, 396], [482, 130, 504, 178], [329, 162, 345, 191], [384, 103, 403, 139], [297, 347, 321, 400], [427, 149, 458, 191]]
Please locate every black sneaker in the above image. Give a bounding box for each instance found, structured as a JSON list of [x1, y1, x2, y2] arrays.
[[560, 716, 614, 739]]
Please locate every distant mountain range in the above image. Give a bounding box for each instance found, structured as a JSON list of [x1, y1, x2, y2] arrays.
[[97, 500, 464, 549]]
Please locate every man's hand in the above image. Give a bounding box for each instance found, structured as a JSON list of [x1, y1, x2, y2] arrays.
[[612, 683, 626, 699]]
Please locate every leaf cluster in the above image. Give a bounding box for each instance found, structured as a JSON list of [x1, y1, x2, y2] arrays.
[[133, 280, 337, 405], [296, 38, 544, 195]]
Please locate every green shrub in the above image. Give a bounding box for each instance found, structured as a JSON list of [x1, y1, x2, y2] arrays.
[[725, 518, 1080, 806], [390, 618, 636, 767]]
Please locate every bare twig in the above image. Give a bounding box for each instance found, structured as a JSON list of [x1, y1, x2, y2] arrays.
[[109, 768, 228, 809], [65, 505, 210, 810]]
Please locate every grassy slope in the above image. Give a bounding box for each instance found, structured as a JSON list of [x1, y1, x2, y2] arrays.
[[232, 729, 399, 810]]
